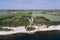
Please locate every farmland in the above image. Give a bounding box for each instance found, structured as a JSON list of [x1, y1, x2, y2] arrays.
[[32, 11, 60, 21], [32, 11, 60, 26]]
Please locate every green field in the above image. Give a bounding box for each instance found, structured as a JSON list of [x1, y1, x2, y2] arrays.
[[32, 11, 60, 21]]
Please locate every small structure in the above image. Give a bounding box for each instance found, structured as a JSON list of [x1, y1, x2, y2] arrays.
[[29, 17, 33, 25]]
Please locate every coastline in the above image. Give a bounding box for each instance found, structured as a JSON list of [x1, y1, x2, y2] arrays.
[[0, 25, 60, 35]]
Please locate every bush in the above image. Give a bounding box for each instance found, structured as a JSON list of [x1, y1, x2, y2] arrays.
[[0, 28, 11, 31], [26, 27, 35, 31]]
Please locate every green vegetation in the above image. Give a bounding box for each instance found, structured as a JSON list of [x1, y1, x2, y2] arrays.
[[44, 21, 60, 26], [0, 10, 60, 28], [11, 18, 29, 27], [32, 11, 60, 26], [0, 12, 32, 27], [32, 12, 60, 21], [26, 27, 35, 31], [34, 17, 60, 26], [0, 28, 12, 31]]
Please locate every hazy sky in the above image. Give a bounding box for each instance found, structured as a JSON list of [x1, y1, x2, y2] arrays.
[[0, 0, 60, 9]]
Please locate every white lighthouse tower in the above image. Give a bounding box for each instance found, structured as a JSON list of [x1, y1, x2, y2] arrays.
[[29, 17, 33, 26]]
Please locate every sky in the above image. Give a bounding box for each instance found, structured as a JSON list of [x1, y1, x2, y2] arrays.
[[0, 0, 60, 9]]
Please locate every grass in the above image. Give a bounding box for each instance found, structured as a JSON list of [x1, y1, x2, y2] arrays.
[[32, 12, 60, 21]]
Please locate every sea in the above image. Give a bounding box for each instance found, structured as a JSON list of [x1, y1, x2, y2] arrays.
[[0, 30, 60, 40]]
